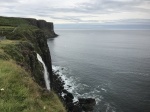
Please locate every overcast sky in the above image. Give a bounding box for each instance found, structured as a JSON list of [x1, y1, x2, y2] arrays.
[[0, 0, 150, 25]]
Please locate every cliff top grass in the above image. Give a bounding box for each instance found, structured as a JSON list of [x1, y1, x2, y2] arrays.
[[0, 58, 66, 112], [0, 16, 28, 26], [0, 16, 38, 37], [0, 40, 18, 60]]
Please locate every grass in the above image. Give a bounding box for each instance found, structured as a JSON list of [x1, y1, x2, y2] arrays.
[[0, 59, 66, 112], [0, 16, 38, 37], [0, 40, 17, 60], [0, 26, 15, 28], [0, 16, 28, 26], [0, 26, 15, 36]]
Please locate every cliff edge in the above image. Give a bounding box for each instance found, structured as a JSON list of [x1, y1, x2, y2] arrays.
[[24, 18, 58, 38], [0, 16, 65, 112]]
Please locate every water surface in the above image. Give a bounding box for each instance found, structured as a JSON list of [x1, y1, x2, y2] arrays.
[[48, 30, 150, 112]]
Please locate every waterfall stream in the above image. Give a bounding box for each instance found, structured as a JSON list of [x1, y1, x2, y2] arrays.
[[37, 53, 50, 91]]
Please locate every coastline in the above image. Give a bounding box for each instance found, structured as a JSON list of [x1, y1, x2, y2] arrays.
[[52, 65, 96, 112], [0, 16, 96, 112]]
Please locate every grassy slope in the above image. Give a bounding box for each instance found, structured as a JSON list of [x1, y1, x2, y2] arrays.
[[0, 59, 65, 112], [0, 17, 66, 112]]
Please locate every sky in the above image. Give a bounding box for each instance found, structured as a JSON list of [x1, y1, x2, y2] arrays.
[[0, 0, 150, 29]]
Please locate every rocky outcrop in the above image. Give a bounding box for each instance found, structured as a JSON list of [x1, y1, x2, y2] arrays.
[[53, 70, 96, 112], [24, 18, 53, 30], [37, 20, 53, 30], [24, 18, 58, 38]]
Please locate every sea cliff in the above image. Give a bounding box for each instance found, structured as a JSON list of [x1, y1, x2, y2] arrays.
[[0, 16, 65, 112], [0, 16, 95, 112]]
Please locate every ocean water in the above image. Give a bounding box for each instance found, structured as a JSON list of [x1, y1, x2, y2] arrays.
[[47, 30, 150, 112]]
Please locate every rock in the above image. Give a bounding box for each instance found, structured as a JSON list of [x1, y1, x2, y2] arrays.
[[62, 89, 68, 93], [66, 102, 74, 111], [37, 20, 53, 30], [64, 92, 74, 103], [67, 92, 74, 99], [24, 18, 53, 30], [72, 104, 82, 112], [79, 98, 96, 111], [24, 18, 58, 38]]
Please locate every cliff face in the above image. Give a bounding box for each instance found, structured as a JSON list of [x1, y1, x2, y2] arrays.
[[0, 16, 54, 89], [24, 18, 58, 38], [0, 16, 66, 111], [34, 30, 53, 86], [24, 18, 53, 30]]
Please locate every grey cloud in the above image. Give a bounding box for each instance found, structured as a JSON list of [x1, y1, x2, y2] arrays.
[[51, 16, 80, 21], [110, 19, 150, 25], [0, 0, 150, 24], [0, 0, 18, 3], [31, 0, 150, 16], [1, 0, 150, 14], [74, 0, 150, 13]]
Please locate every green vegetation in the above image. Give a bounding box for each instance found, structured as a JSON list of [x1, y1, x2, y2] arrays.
[[0, 16, 66, 112], [0, 26, 15, 36], [0, 59, 66, 112], [0, 16, 28, 36], [0, 16, 28, 26]]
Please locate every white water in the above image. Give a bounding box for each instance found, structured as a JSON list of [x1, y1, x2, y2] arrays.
[[52, 65, 102, 104], [37, 53, 50, 91]]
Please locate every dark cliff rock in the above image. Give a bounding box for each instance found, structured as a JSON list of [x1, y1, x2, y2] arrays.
[[37, 20, 53, 30], [24, 18, 52, 29], [53, 70, 96, 112], [24, 18, 58, 38], [34, 30, 53, 87]]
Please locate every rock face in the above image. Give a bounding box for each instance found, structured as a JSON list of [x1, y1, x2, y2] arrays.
[[34, 30, 53, 86], [37, 20, 53, 30], [24, 18, 58, 38], [24, 18, 53, 30]]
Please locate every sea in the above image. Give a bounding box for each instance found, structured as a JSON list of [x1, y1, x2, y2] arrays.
[[47, 30, 150, 112]]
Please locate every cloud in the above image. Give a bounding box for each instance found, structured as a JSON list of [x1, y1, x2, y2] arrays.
[[73, 0, 150, 13], [0, 0, 150, 24]]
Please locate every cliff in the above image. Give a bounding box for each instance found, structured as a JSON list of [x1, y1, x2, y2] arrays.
[[24, 18, 58, 38], [0, 16, 96, 112], [0, 16, 65, 112]]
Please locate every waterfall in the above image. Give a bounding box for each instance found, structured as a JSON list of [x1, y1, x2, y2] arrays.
[[37, 53, 50, 91]]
